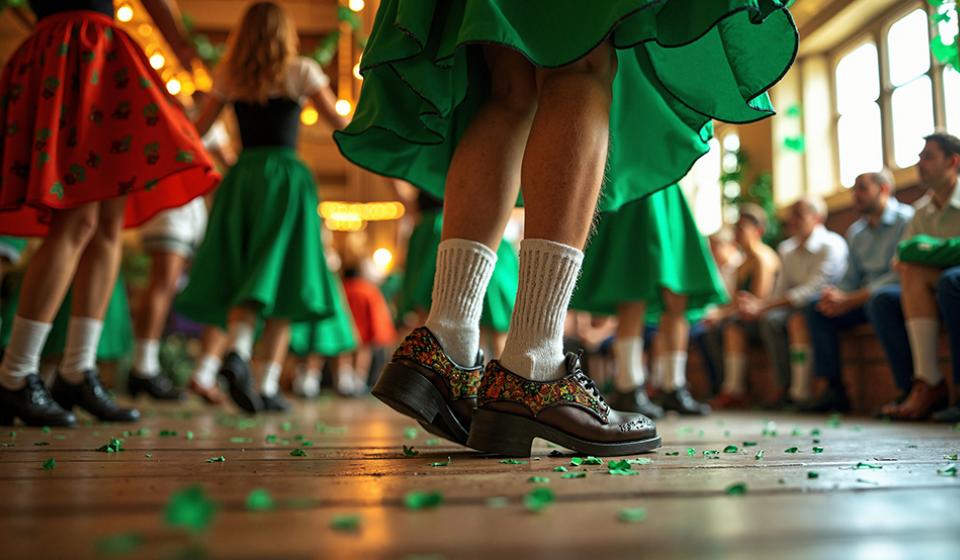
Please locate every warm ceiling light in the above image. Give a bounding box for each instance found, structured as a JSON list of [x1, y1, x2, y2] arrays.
[[334, 99, 352, 116], [372, 247, 393, 270], [116, 3, 134, 22], [149, 53, 165, 69], [348, 0, 365, 12], [300, 106, 319, 126], [166, 78, 182, 95]]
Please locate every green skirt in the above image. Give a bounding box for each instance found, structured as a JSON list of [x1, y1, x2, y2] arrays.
[[175, 148, 336, 327], [397, 209, 518, 332], [289, 273, 359, 357], [0, 236, 28, 265], [334, 0, 797, 212], [570, 184, 729, 319]]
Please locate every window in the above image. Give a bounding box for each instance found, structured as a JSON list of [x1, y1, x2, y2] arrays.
[[680, 138, 723, 236], [887, 8, 934, 168], [835, 42, 883, 187]]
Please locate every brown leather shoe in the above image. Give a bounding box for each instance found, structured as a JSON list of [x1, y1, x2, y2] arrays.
[[888, 380, 948, 420], [372, 327, 483, 445], [466, 354, 660, 457], [710, 391, 748, 410], [188, 379, 226, 406]]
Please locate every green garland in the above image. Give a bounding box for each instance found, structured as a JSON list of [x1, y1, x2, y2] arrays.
[[930, 0, 959, 71]]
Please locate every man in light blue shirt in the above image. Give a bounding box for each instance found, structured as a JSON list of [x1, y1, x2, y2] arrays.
[[802, 170, 914, 412]]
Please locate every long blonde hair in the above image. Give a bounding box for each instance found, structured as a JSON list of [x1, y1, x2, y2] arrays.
[[220, 2, 299, 103]]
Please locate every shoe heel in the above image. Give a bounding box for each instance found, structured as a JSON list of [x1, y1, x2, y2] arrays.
[[466, 409, 535, 457], [372, 362, 443, 424]]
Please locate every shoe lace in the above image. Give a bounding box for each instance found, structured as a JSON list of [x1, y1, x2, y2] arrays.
[[25, 375, 53, 406], [570, 352, 609, 412]]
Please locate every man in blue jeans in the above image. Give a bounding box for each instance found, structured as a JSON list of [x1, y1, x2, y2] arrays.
[[876, 133, 960, 421], [803, 170, 914, 412]]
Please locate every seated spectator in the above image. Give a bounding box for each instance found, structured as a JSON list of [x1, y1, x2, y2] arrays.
[[875, 133, 960, 421], [734, 196, 848, 407], [710, 203, 781, 408], [802, 170, 914, 412]]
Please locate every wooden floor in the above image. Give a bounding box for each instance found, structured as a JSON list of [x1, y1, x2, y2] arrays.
[[2, 394, 959, 559]]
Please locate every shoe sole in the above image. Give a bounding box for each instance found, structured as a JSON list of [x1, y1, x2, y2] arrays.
[[372, 361, 469, 445], [467, 408, 661, 457]]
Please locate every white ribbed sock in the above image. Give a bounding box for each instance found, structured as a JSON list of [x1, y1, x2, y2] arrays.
[[500, 239, 583, 382], [192, 354, 221, 389], [59, 317, 103, 383], [0, 316, 53, 390], [424, 238, 498, 366], [662, 351, 687, 391], [722, 353, 747, 395], [259, 362, 282, 397], [227, 321, 255, 361], [906, 318, 943, 386], [613, 336, 645, 392], [788, 344, 812, 401], [132, 339, 161, 378], [295, 365, 321, 398]]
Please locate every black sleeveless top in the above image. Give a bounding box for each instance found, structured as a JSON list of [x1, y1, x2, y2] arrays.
[[30, 0, 114, 20], [233, 98, 301, 149]]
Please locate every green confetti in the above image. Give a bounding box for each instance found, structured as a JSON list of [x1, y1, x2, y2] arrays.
[[944, 454, 958, 461], [810, 429, 821, 436], [265, 434, 278, 443], [723, 445, 739, 453], [290, 448, 308, 457], [185, 431, 195, 441], [725, 482, 748, 495], [330, 514, 362, 531], [246, 488, 274, 511], [553, 466, 568, 472], [281, 421, 293, 432], [96, 532, 144, 555], [609, 459, 632, 470], [687, 448, 696, 456], [826, 414, 842, 428], [425, 438, 441, 446], [742, 441, 758, 447], [230, 437, 252, 444], [785, 447, 799, 454], [430, 457, 451, 467], [791, 427, 805, 436], [42, 458, 56, 470], [937, 464, 958, 477], [561, 472, 587, 479], [570, 457, 584, 466], [524, 487, 555, 512], [403, 427, 418, 439], [41, 426, 51, 434], [807, 471, 819, 479], [402, 445, 419, 457], [664, 451, 680, 456], [583, 456, 603, 465], [96, 438, 123, 453], [160, 430, 178, 437], [165, 486, 215, 533], [403, 491, 443, 510], [501, 459, 528, 465], [755, 450, 765, 460], [618, 507, 647, 523], [703, 450, 720, 457], [34, 441, 50, 446], [762, 421, 778, 437], [205, 456, 226, 463], [485, 497, 509, 508], [145, 453, 153, 459], [528, 476, 551, 484], [855, 462, 882, 470], [813, 447, 824, 454]]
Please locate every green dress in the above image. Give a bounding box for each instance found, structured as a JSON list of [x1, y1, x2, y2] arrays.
[[289, 272, 359, 357], [570, 184, 728, 321], [334, 1, 797, 212], [397, 209, 518, 332], [175, 148, 337, 327]]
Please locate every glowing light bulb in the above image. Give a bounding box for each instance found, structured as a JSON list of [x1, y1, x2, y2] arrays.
[[348, 0, 365, 12], [372, 248, 393, 270], [116, 3, 134, 22], [149, 53, 165, 69], [335, 99, 352, 116], [166, 78, 182, 95], [301, 106, 319, 126]]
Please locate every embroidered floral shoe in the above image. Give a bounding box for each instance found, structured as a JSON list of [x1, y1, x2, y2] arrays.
[[467, 353, 661, 457], [372, 327, 483, 445]]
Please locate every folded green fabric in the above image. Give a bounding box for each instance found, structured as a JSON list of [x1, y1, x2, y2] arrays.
[[898, 235, 960, 268]]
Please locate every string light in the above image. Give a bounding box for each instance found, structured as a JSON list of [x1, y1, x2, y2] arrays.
[[348, 0, 365, 12], [149, 52, 165, 70], [301, 106, 319, 126], [138, 24, 152, 37], [166, 78, 182, 95], [372, 248, 393, 271], [334, 99, 352, 116], [116, 3, 134, 22]]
